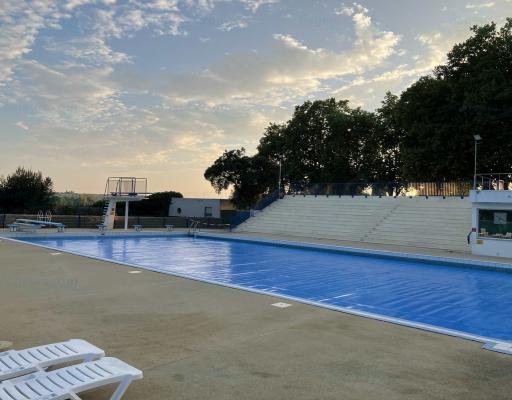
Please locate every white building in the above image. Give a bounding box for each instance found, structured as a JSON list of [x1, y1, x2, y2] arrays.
[[169, 198, 234, 219], [470, 189, 512, 258]]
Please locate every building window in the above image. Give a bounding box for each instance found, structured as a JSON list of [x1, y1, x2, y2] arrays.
[[478, 209, 512, 239], [204, 206, 213, 217]]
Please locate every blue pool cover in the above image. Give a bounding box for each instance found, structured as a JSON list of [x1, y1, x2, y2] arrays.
[[18, 235, 512, 341]]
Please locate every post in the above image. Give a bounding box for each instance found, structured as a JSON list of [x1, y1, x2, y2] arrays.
[[473, 140, 477, 190], [473, 135, 481, 190], [278, 159, 282, 195], [124, 201, 129, 230]]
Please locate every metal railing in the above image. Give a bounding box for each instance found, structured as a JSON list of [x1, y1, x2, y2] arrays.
[[104, 177, 149, 197], [475, 173, 512, 191], [0, 214, 229, 230], [287, 181, 472, 197], [188, 220, 201, 236], [229, 211, 251, 229], [229, 190, 282, 230], [253, 189, 281, 210]]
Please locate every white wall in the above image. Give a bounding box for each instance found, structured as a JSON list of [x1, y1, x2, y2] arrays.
[[169, 198, 221, 218], [470, 190, 512, 258]]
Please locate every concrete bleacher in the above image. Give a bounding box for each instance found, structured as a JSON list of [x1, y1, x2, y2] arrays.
[[236, 195, 472, 252]]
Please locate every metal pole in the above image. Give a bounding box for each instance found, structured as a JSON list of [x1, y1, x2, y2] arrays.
[[473, 139, 477, 190], [278, 159, 282, 195], [124, 201, 129, 230]]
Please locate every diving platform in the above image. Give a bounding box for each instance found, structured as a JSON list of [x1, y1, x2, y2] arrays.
[[102, 177, 150, 230]]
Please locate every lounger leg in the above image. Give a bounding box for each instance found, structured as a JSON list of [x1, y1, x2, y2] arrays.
[[110, 377, 133, 400]]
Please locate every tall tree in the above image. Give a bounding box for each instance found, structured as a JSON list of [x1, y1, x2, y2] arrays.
[[0, 167, 55, 213], [204, 149, 276, 208], [376, 92, 404, 183], [398, 19, 512, 180]]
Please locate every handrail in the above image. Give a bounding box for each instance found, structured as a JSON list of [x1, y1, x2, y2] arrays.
[[103, 177, 149, 197], [288, 181, 472, 197], [188, 220, 201, 236], [475, 173, 512, 191]]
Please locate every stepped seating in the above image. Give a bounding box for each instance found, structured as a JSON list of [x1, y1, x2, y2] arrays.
[[236, 195, 472, 252]]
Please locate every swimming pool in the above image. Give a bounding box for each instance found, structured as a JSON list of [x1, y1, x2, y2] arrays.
[[12, 234, 512, 342]]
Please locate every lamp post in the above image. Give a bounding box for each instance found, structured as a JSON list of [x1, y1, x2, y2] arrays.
[[278, 158, 282, 195], [473, 134, 482, 190]]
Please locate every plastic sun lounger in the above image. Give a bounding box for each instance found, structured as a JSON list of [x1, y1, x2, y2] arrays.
[[0, 339, 104, 382], [0, 357, 142, 400]]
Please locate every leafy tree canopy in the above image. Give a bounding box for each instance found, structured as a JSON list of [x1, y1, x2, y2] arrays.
[[206, 99, 400, 207], [204, 148, 276, 209], [398, 19, 512, 180], [0, 167, 55, 213], [121, 191, 184, 216]]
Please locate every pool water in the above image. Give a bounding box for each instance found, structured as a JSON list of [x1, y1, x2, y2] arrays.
[[18, 235, 512, 341]]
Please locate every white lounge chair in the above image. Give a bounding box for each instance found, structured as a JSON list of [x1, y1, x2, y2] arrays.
[[0, 339, 104, 381], [0, 357, 142, 400]]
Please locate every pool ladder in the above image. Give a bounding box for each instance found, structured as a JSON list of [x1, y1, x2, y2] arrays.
[[188, 220, 201, 237]]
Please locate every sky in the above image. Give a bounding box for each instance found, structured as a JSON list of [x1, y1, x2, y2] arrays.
[[0, 0, 511, 196]]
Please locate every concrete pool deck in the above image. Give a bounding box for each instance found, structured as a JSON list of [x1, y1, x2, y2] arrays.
[[1, 236, 511, 399]]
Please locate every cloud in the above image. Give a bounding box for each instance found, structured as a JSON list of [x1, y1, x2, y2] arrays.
[[182, 0, 278, 13], [160, 5, 400, 105], [15, 121, 29, 130], [45, 37, 131, 66], [14, 60, 125, 132], [92, 4, 186, 38], [0, 1, 64, 86], [332, 28, 473, 109], [240, 0, 279, 12], [335, 3, 368, 17], [0, 0, 188, 90], [218, 16, 250, 31], [465, 2, 495, 9]]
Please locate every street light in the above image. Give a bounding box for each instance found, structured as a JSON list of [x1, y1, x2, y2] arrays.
[[473, 134, 482, 190], [278, 157, 282, 195]]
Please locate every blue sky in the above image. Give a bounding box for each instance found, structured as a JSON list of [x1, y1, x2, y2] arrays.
[[0, 0, 511, 196]]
